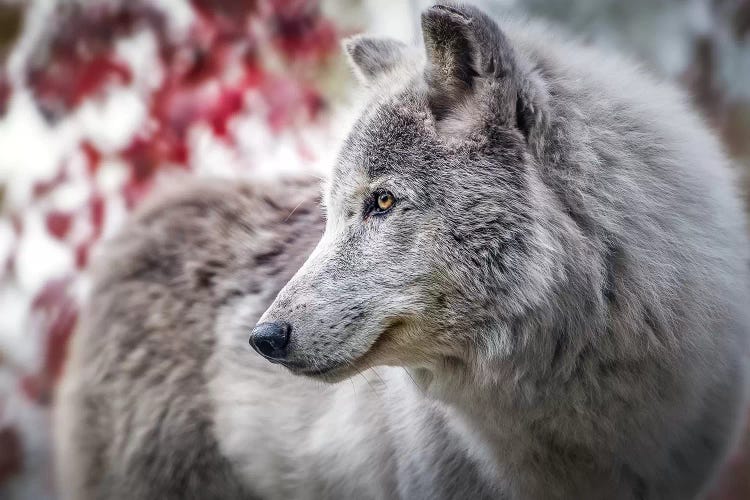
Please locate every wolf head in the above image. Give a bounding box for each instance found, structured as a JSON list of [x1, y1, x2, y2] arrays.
[[252, 4, 566, 381]]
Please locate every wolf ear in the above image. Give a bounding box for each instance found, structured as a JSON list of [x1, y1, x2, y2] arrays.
[[343, 35, 410, 85], [421, 3, 546, 138]]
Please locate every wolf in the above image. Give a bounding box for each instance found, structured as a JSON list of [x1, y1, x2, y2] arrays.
[[54, 3, 750, 499]]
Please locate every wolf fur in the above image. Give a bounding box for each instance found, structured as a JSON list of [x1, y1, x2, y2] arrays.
[[55, 3, 749, 499]]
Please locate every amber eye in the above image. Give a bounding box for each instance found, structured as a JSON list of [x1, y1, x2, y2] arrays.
[[375, 191, 395, 212]]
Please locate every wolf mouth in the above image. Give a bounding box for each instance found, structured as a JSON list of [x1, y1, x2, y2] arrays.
[[295, 363, 338, 376], [291, 319, 407, 379], [279, 360, 340, 377]]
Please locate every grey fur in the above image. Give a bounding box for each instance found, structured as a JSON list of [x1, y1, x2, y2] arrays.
[[55, 3, 750, 499]]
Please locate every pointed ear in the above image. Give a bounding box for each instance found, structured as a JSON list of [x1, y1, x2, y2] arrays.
[[421, 3, 546, 138], [343, 35, 410, 85]]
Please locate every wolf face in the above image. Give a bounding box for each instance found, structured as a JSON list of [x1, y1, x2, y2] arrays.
[[253, 4, 563, 381]]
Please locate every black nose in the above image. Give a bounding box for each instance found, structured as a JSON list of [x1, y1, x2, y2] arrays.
[[250, 321, 291, 360]]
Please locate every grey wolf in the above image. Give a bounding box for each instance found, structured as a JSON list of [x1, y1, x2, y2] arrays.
[[55, 3, 750, 499]]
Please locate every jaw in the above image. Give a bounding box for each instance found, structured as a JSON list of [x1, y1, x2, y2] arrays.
[[283, 336, 389, 384], [285, 318, 452, 384], [294, 363, 364, 384]]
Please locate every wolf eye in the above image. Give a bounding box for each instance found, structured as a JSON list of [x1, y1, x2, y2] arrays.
[[375, 190, 395, 213]]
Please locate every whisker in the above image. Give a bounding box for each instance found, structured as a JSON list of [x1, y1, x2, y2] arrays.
[[403, 368, 425, 396], [352, 364, 378, 394], [371, 367, 387, 388], [283, 199, 305, 222]]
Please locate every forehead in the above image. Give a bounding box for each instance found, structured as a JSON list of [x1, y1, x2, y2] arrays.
[[333, 92, 437, 183]]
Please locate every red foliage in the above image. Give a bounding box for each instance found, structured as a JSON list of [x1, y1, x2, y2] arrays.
[[29, 55, 132, 114], [31, 169, 67, 200], [45, 211, 73, 240], [7, 1, 338, 486], [121, 135, 186, 181], [267, 0, 337, 62], [74, 242, 90, 270], [0, 0, 344, 493], [14, 1, 338, 410], [90, 195, 105, 238], [26, 1, 165, 118], [81, 141, 102, 174]]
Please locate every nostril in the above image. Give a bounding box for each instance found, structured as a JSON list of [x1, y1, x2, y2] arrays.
[[254, 338, 276, 358], [250, 321, 292, 360]]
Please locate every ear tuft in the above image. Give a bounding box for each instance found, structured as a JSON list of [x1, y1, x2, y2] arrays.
[[343, 35, 409, 85]]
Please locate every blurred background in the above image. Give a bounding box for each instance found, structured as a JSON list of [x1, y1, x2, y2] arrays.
[[0, 0, 747, 498]]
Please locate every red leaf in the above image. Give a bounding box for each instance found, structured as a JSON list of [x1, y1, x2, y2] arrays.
[[90, 195, 105, 237], [121, 133, 188, 185], [30, 56, 132, 116], [32, 169, 67, 199], [75, 242, 90, 270], [240, 56, 265, 88], [209, 87, 244, 138], [122, 176, 155, 209], [82, 141, 102, 175], [268, 1, 337, 62], [45, 211, 73, 240], [31, 277, 71, 311], [25, 1, 166, 119], [121, 136, 158, 183], [72, 57, 132, 106]]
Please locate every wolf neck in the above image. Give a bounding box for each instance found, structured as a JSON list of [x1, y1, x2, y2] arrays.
[[408, 358, 520, 434], [405, 354, 557, 465]]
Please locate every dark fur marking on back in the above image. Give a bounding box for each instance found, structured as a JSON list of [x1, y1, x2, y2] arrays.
[[254, 246, 284, 266]]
